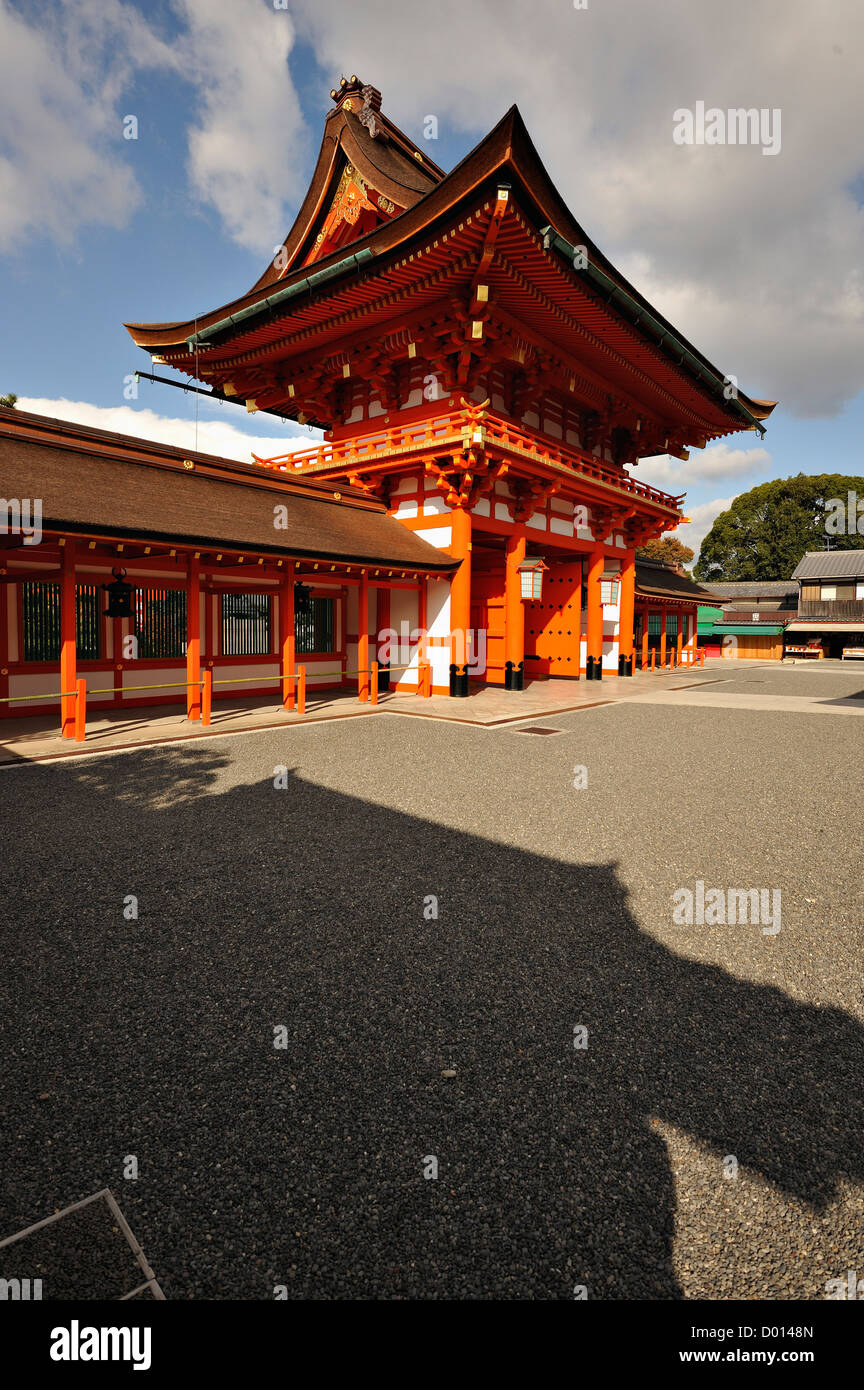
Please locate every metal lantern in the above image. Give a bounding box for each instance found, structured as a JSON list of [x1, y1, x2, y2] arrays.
[[519, 557, 548, 601], [294, 581, 312, 615], [103, 568, 134, 618]]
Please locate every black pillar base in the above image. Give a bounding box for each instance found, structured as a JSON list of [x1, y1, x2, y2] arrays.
[[504, 660, 524, 691], [379, 664, 391, 693], [449, 663, 470, 698], [586, 655, 602, 681]]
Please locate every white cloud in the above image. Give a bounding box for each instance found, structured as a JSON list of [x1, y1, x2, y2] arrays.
[[4, 0, 864, 417], [630, 444, 771, 492], [287, 0, 864, 416], [17, 396, 318, 464], [673, 496, 737, 558], [0, 0, 304, 256], [0, 0, 158, 250], [175, 0, 307, 254]]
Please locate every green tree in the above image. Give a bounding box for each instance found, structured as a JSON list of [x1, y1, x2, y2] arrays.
[[694, 473, 864, 581], [636, 536, 694, 571], [0, 392, 17, 408]]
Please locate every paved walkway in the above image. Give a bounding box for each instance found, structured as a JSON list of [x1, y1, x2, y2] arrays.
[[2, 675, 862, 1300], [0, 665, 714, 763]]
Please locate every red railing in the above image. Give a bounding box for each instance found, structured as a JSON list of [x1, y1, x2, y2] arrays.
[[252, 409, 684, 511]]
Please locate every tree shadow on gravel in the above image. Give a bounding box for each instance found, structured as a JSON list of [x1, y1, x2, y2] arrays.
[[1, 745, 862, 1300]]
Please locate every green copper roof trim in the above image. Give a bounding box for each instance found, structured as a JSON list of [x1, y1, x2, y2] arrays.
[[185, 247, 375, 350], [538, 227, 766, 437]]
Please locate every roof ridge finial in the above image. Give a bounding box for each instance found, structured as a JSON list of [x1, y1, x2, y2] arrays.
[[330, 75, 383, 137]]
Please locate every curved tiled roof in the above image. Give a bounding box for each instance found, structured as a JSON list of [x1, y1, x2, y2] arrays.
[[791, 550, 864, 581], [0, 409, 458, 572]]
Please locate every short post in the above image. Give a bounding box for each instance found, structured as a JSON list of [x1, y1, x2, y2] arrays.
[[297, 665, 306, 714], [370, 660, 378, 706], [74, 678, 87, 743], [201, 669, 212, 727], [650, 649, 656, 672]]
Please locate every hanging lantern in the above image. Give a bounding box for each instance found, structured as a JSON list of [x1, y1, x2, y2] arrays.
[[294, 581, 312, 614], [601, 574, 620, 605], [103, 568, 134, 618], [518, 557, 548, 601]]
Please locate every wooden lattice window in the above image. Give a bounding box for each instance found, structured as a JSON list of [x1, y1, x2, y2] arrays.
[[221, 592, 272, 656], [133, 587, 187, 659], [22, 582, 100, 662], [296, 597, 334, 654]]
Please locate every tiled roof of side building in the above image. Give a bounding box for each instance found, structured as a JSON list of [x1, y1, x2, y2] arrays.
[[635, 560, 722, 604], [700, 581, 799, 598], [791, 551, 864, 582], [0, 409, 459, 572]]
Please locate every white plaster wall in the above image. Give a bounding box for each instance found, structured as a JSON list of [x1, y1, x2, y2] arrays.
[[414, 526, 451, 548], [215, 656, 279, 689], [426, 580, 450, 639], [123, 667, 188, 698], [422, 495, 449, 516], [389, 587, 421, 685], [428, 647, 451, 687]]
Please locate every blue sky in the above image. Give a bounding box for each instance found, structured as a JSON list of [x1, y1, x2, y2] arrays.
[[1, 0, 862, 559]]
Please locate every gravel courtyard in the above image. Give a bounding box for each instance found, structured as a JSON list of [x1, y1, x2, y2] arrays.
[[1, 663, 862, 1300]]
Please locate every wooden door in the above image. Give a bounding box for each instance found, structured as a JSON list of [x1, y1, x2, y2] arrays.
[[524, 559, 583, 678], [470, 568, 506, 683]]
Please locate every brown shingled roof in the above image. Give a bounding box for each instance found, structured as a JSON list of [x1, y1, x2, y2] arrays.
[[0, 409, 458, 572], [635, 559, 722, 605]]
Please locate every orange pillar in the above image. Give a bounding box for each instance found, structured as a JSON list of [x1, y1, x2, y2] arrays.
[[641, 612, 649, 669], [358, 570, 369, 702], [504, 533, 526, 689], [186, 555, 201, 719], [659, 606, 668, 668], [449, 506, 472, 688], [585, 545, 604, 676], [60, 540, 76, 738], [619, 552, 635, 671], [676, 611, 683, 665], [280, 563, 296, 709]]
